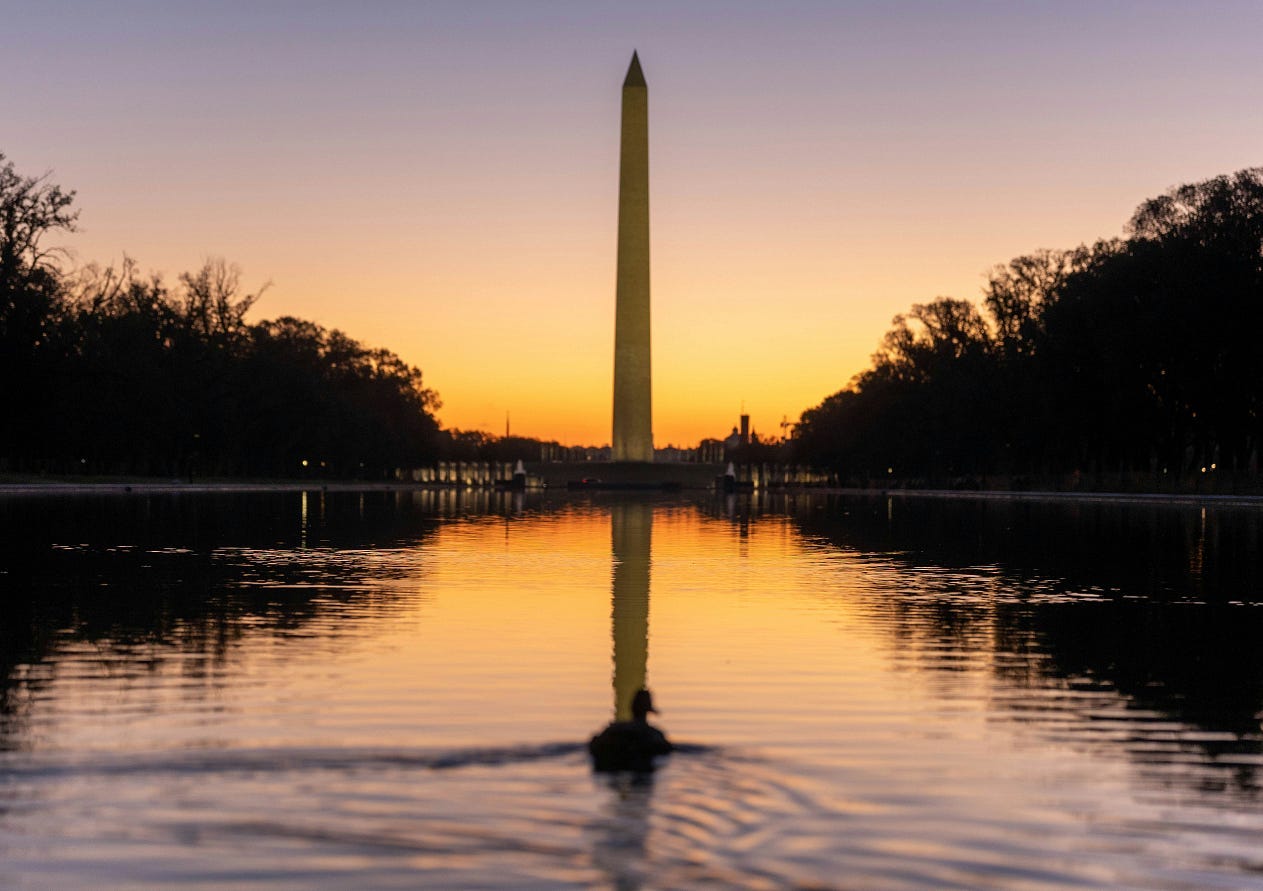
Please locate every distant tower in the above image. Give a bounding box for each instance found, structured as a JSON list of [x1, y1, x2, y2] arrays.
[[611, 51, 654, 462]]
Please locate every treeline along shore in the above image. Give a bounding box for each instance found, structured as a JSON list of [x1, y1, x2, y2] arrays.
[[1, 153, 445, 479], [793, 168, 1263, 493], [5, 151, 1263, 490]]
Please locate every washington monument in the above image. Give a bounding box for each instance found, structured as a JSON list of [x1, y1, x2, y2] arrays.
[[611, 51, 654, 462]]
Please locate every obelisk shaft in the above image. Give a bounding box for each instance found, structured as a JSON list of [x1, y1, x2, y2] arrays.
[[612, 52, 653, 462]]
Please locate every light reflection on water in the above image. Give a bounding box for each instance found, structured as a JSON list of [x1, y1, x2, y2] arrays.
[[1, 490, 1262, 889]]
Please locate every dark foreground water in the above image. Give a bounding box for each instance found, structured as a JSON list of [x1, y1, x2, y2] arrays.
[[1, 489, 1261, 889]]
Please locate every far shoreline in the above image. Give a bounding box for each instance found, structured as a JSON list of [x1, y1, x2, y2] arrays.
[[0, 478, 435, 497], [3, 477, 1263, 508]]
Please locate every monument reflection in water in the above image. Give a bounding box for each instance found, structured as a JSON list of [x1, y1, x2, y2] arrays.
[[610, 502, 650, 720], [589, 501, 673, 773]]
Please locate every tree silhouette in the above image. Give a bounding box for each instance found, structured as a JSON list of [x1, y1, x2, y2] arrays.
[[0, 154, 79, 470], [0, 154, 442, 478], [796, 167, 1263, 491]]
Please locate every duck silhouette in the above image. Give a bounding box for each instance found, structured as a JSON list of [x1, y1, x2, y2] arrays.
[[589, 688, 673, 773]]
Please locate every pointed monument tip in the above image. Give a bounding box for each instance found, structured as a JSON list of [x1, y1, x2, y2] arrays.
[[624, 51, 646, 88]]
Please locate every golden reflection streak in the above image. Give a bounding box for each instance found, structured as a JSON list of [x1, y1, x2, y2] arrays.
[[300, 490, 308, 549], [610, 501, 652, 721]]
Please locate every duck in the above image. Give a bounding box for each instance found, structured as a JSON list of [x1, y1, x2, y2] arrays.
[[588, 688, 673, 773]]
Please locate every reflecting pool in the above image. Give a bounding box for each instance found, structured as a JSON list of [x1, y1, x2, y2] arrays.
[[1, 490, 1261, 889]]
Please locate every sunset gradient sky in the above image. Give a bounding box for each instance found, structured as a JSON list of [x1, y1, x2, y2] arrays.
[[5, 1, 1262, 446]]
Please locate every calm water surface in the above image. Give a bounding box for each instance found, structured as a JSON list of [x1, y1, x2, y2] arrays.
[[1, 490, 1262, 889]]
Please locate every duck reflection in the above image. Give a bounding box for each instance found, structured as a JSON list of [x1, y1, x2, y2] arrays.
[[589, 501, 673, 773]]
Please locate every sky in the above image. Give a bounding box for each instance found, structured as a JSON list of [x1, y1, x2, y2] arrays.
[[5, 1, 1263, 446]]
